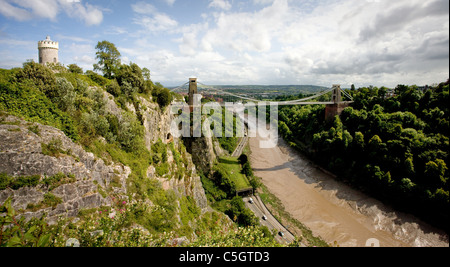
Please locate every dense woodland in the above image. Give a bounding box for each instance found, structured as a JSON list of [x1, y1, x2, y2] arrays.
[[277, 81, 449, 232]]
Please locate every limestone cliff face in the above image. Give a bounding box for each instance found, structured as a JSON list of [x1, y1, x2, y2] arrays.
[[0, 89, 209, 223], [183, 125, 226, 178], [0, 115, 130, 224], [183, 135, 216, 177], [129, 95, 208, 211]]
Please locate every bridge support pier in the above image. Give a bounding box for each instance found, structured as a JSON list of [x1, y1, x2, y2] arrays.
[[325, 103, 349, 121], [325, 84, 349, 121], [188, 78, 198, 112]]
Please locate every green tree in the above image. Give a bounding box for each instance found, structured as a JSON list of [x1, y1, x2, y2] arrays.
[[106, 79, 121, 97], [116, 63, 144, 93], [156, 88, 173, 108], [142, 67, 151, 81], [425, 159, 448, 186], [55, 77, 76, 113], [15, 60, 56, 97], [93, 41, 121, 79], [241, 162, 253, 177], [67, 64, 83, 74]]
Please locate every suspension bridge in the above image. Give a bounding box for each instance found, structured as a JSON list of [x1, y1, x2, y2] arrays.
[[170, 78, 354, 120]]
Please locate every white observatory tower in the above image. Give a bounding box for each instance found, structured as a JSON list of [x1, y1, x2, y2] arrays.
[[38, 36, 59, 65]]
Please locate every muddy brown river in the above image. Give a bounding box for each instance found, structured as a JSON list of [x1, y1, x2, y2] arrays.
[[249, 132, 449, 247]]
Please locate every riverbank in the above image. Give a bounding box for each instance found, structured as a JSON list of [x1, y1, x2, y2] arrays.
[[249, 133, 449, 247]]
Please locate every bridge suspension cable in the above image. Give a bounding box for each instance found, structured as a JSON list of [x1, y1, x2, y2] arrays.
[[171, 80, 353, 106], [198, 82, 337, 105], [169, 82, 189, 92]]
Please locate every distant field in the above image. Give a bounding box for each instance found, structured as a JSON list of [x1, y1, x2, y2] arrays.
[[217, 156, 252, 191]]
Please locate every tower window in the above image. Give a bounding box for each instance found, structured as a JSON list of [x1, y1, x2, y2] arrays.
[[53, 58, 57, 63]]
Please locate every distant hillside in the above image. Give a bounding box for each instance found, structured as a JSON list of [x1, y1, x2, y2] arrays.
[[210, 85, 328, 95]]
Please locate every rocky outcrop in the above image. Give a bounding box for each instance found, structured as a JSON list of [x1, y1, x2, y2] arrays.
[[129, 95, 208, 211], [0, 87, 212, 225], [140, 97, 173, 152], [0, 115, 130, 224], [183, 135, 216, 177]]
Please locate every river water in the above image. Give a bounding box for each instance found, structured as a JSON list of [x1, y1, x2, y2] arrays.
[[248, 131, 449, 247]]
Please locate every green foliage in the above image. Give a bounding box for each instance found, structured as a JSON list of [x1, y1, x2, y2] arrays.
[[93, 41, 121, 79], [241, 162, 253, 177], [189, 224, 281, 247], [200, 171, 227, 202], [153, 86, 173, 109], [0, 173, 40, 190], [14, 61, 56, 97], [54, 77, 76, 113], [1, 198, 52, 247], [155, 162, 170, 177], [225, 196, 258, 226], [0, 172, 76, 191], [41, 138, 65, 157], [67, 64, 83, 74], [0, 198, 280, 247], [41, 173, 76, 191], [179, 196, 201, 227], [85, 70, 110, 87], [116, 63, 145, 94], [42, 193, 63, 208], [0, 74, 79, 141], [106, 79, 121, 97], [117, 112, 145, 153]]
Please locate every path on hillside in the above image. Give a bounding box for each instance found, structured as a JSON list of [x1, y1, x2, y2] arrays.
[[249, 132, 448, 247]]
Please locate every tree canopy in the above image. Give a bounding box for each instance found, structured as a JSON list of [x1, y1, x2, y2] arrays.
[[93, 40, 121, 79]]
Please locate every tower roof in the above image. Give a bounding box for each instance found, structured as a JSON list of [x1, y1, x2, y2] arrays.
[[38, 35, 59, 49]]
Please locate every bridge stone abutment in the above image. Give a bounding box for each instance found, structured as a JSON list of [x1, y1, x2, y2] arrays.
[[325, 84, 350, 121]]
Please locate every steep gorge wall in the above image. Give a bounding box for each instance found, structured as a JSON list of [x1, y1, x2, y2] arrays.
[[126, 95, 208, 210], [0, 88, 209, 225]]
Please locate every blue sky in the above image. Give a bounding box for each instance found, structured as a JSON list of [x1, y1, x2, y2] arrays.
[[0, 0, 449, 87]]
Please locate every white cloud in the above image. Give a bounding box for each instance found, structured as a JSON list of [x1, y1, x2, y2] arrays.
[[275, 0, 449, 86], [131, 2, 178, 33], [252, 0, 275, 5], [0, 0, 32, 21], [208, 0, 232, 10], [66, 43, 95, 63], [131, 1, 157, 14], [0, 0, 104, 25], [55, 34, 92, 43], [164, 0, 176, 7], [134, 13, 178, 32], [67, 2, 103, 26], [202, 0, 290, 53]]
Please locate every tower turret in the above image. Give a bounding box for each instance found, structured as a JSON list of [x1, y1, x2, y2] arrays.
[[38, 36, 59, 65]]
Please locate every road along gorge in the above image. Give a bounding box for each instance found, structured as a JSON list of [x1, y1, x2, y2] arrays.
[[248, 131, 448, 247]]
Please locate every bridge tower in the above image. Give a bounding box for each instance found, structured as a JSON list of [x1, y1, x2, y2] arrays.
[[188, 78, 198, 112], [325, 84, 349, 121]]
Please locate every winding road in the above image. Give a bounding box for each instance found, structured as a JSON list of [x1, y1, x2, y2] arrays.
[[243, 195, 296, 245]]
